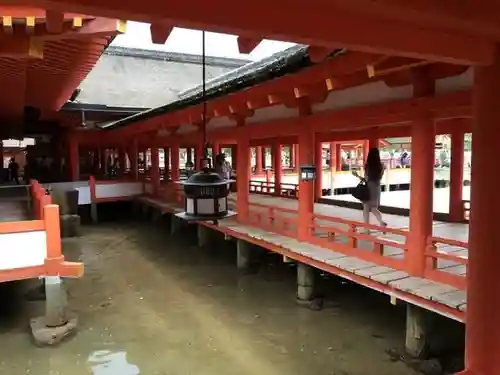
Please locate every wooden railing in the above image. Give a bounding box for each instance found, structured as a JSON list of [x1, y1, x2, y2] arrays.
[[243, 200, 467, 290], [425, 236, 468, 289], [249, 180, 299, 198]]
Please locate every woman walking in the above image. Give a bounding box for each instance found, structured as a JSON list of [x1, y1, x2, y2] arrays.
[[353, 148, 387, 230]]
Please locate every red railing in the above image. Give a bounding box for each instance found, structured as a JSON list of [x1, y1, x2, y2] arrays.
[[249, 180, 299, 198], [241, 200, 468, 290], [30, 180, 51, 220], [425, 236, 468, 289]]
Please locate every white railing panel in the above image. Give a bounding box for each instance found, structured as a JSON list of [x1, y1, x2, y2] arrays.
[[0, 230, 47, 270]]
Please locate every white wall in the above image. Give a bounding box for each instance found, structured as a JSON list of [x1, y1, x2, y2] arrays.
[[95, 182, 143, 199], [0, 231, 47, 271]]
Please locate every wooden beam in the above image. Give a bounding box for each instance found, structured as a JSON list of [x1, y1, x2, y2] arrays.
[[237, 36, 261, 54], [16, 0, 496, 65], [45, 10, 64, 33], [0, 37, 44, 58], [150, 22, 173, 44]]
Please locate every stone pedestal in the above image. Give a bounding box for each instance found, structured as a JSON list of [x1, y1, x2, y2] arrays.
[[297, 263, 316, 302], [60, 214, 81, 238], [197, 225, 211, 248], [405, 304, 430, 358], [170, 215, 181, 236], [236, 239, 260, 274], [30, 276, 78, 346]]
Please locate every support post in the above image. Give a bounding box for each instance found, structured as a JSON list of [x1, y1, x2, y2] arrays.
[[164, 147, 170, 181], [236, 239, 257, 273], [151, 147, 160, 197], [297, 100, 314, 241], [212, 141, 221, 155], [130, 139, 138, 181], [170, 214, 181, 235], [68, 132, 79, 182], [272, 142, 282, 196], [407, 76, 435, 276], [236, 134, 250, 221], [335, 143, 342, 171], [118, 146, 126, 177], [363, 140, 370, 162], [171, 144, 180, 202], [315, 141, 323, 200], [405, 304, 430, 358], [297, 263, 316, 302], [255, 146, 263, 175], [195, 141, 204, 170], [197, 224, 211, 248], [449, 127, 465, 222], [460, 51, 500, 375]]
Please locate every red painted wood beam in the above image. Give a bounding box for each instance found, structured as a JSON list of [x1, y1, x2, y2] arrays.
[[45, 10, 64, 33], [237, 36, 261, 54], [307, 46, 332, 63], [150, 22, 173, 44], [40, 17, 125, 40], [0, 37, 43, 58], [16, 0, 496, 65]]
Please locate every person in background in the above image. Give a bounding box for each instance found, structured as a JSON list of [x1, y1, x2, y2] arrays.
[[8, 157, 19, 185], [353, 148, 387, 231]]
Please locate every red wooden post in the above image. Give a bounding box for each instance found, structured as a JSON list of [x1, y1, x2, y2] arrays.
[[236, 135, 250, 220], [273, 142, 282, 196], [335, 143, 342, 170], [407, 76, 435, 276], [298, 101, 314, 240], [256, 145, 263, 175], [461, 52, 500, 375], [315, 141, 323, 200], [130, 139, 138, 181], [449, 127, 465, 222], [68, 133, 79, 181]]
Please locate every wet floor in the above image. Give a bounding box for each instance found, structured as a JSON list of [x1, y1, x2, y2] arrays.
[[0, 217, 419, 375]]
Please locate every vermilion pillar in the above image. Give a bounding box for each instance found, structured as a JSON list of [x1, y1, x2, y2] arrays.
[[368, 137, 379, 150], [460, 54, 500, 375], [171, 144, 180, 182], [294, 144, 300, 173], [335, 143, 342, 170], [151, 147, 160, 196], [236, 135, 250, 220], [130, 140, 138, 180], [315, 141, 323, 200], [408, 77, 435, 276], [212, 141, 221, 155], [68, 133, 79, 181], [255, 146, 263, 175], [273, 142, 282, 196], [298, 102, 314, 240], [164, 147, 170, 181], [449, 127, 465, 222], [118, 146, 126, 177], [195, 142, 204, 170], [363, 140, 370, 162]]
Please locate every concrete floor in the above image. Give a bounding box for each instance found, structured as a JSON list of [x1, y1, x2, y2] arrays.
[[0, 220, 419, 375]]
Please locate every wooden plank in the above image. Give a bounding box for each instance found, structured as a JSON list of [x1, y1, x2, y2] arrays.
[[410, 283, 460, 301], [389, 276, 433, 292], [354, 265, 394, 277], [371, 270, 409, 284], [440, 264, 467, 276], [430, 290, 467, 309], [325, 256, 375, 272]]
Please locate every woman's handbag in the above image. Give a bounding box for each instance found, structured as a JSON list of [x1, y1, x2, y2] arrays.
[[351, 178, 370, 202]]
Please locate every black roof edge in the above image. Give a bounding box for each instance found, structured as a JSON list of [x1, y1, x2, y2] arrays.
[[99, 46, 345, 131], [62, 102, 148, 114]]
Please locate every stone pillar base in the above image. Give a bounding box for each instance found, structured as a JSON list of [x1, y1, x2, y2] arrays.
[[30, 315, 78, 346], [197, 225, 211, 248], [237, 239, 259, 274], [60, 214, 81, 238]]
